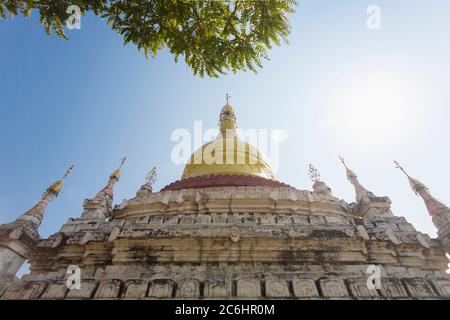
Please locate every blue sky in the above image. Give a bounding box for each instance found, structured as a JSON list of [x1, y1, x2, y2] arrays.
[[1, 0, 450, 248]]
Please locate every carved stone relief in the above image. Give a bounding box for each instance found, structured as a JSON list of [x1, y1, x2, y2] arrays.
[[94, 279, 122, 299], [176, 279, 200, 298], [265, 278, 290, 298], [236, 279, 261, 298], [40, 283, 68, 299], [346, 279, 379, 298], [204, 280, 231, 298], [379, 278, 408, 298], [292, 278, 319, 298], [319, 279, 348, 298], [124, 280, 148, 298], [402, 278, 436, 298], [66, 280, 98, 299], [148, 279, 173, 298]]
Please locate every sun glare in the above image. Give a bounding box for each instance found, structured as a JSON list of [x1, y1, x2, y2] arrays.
[[321, 73, 427, 146]]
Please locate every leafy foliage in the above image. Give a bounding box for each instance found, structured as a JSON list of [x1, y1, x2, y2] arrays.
[[1, 0, 296, 77]]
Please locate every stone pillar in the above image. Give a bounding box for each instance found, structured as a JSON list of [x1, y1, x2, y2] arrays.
[[0, 223, 38, 292], [0, 247, 26, 291]]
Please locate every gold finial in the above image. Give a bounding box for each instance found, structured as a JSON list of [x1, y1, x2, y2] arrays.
[[145, 167, 157, 185], [111, 157, 126, 180], [219, 96, 237, 134], [308, 164, 321, 183], [45, 165, 74, 197]]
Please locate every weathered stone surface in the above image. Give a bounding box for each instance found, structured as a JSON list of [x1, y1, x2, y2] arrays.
[[66, 280, 98, 299], [292, 278, 319, 298], [402, 278, 437, 298], [319, 279, 349, 298], [379, 278, 408, 298], [237, 279, 261, 298], [265, 278, 290, 298], [346, 279, 379, 298], [176, 279, 201, 298], [148, 279, 173, 298], [124, 280, 148, 298], [429, 278, 450, 297], [40, 283, 68, 299], [94, 280, 122, 299], [204, 280, 231, 298], [22, 282, 48, 299], [1, 281, 47, 300], [1, 283, 25, 299]]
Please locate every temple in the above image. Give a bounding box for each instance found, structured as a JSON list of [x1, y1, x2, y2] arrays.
[[0, 101, 449, 299]]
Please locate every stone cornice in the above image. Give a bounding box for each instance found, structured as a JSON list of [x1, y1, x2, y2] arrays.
[[114, 186, 351, 219]]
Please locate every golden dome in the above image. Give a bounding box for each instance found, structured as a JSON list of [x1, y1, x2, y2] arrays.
[[181, 102, 275, 180]]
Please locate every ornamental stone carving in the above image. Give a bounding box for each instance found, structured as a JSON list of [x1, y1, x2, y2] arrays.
[[66, 280, 98, 299], [346, 279, 379, 298], [402, 278, 436, 298], [230, 227, 240, 243], [40, 283, 68, 299], [319, 279, 348, 298], [124, 280, 148, 298], [265, 278, 290, 298], [429, 278, 450, 297], [292, 278, 319, 298], [2, 282, 47, 300], [204, 280, 231, 298], [379, 278, 408, 298], [176, 279, 200, 298], [148, 279, 173, 298], [94, 280, 122, 299], [236, 279, 261, 298]]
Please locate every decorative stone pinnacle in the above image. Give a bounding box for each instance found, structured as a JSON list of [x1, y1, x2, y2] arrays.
[[338, 156, 370, 202], [146, 167, 157, 186], [308, 164, 321, 183], [338, 155, 358, 179], [135, 167, 157, 197]]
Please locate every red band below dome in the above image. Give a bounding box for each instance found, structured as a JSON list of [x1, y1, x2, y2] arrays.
[[161, 174, 292, 191]]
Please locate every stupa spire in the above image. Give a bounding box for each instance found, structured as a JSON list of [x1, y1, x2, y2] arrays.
[[395, 161, 450, 243], [394, 161, 429, 195], [16, 165, 74, 228], [81, 157, 126, 220], [219, 93, 237, 135], [103, 156, 126, 193], [339, 156, 369, 202]]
